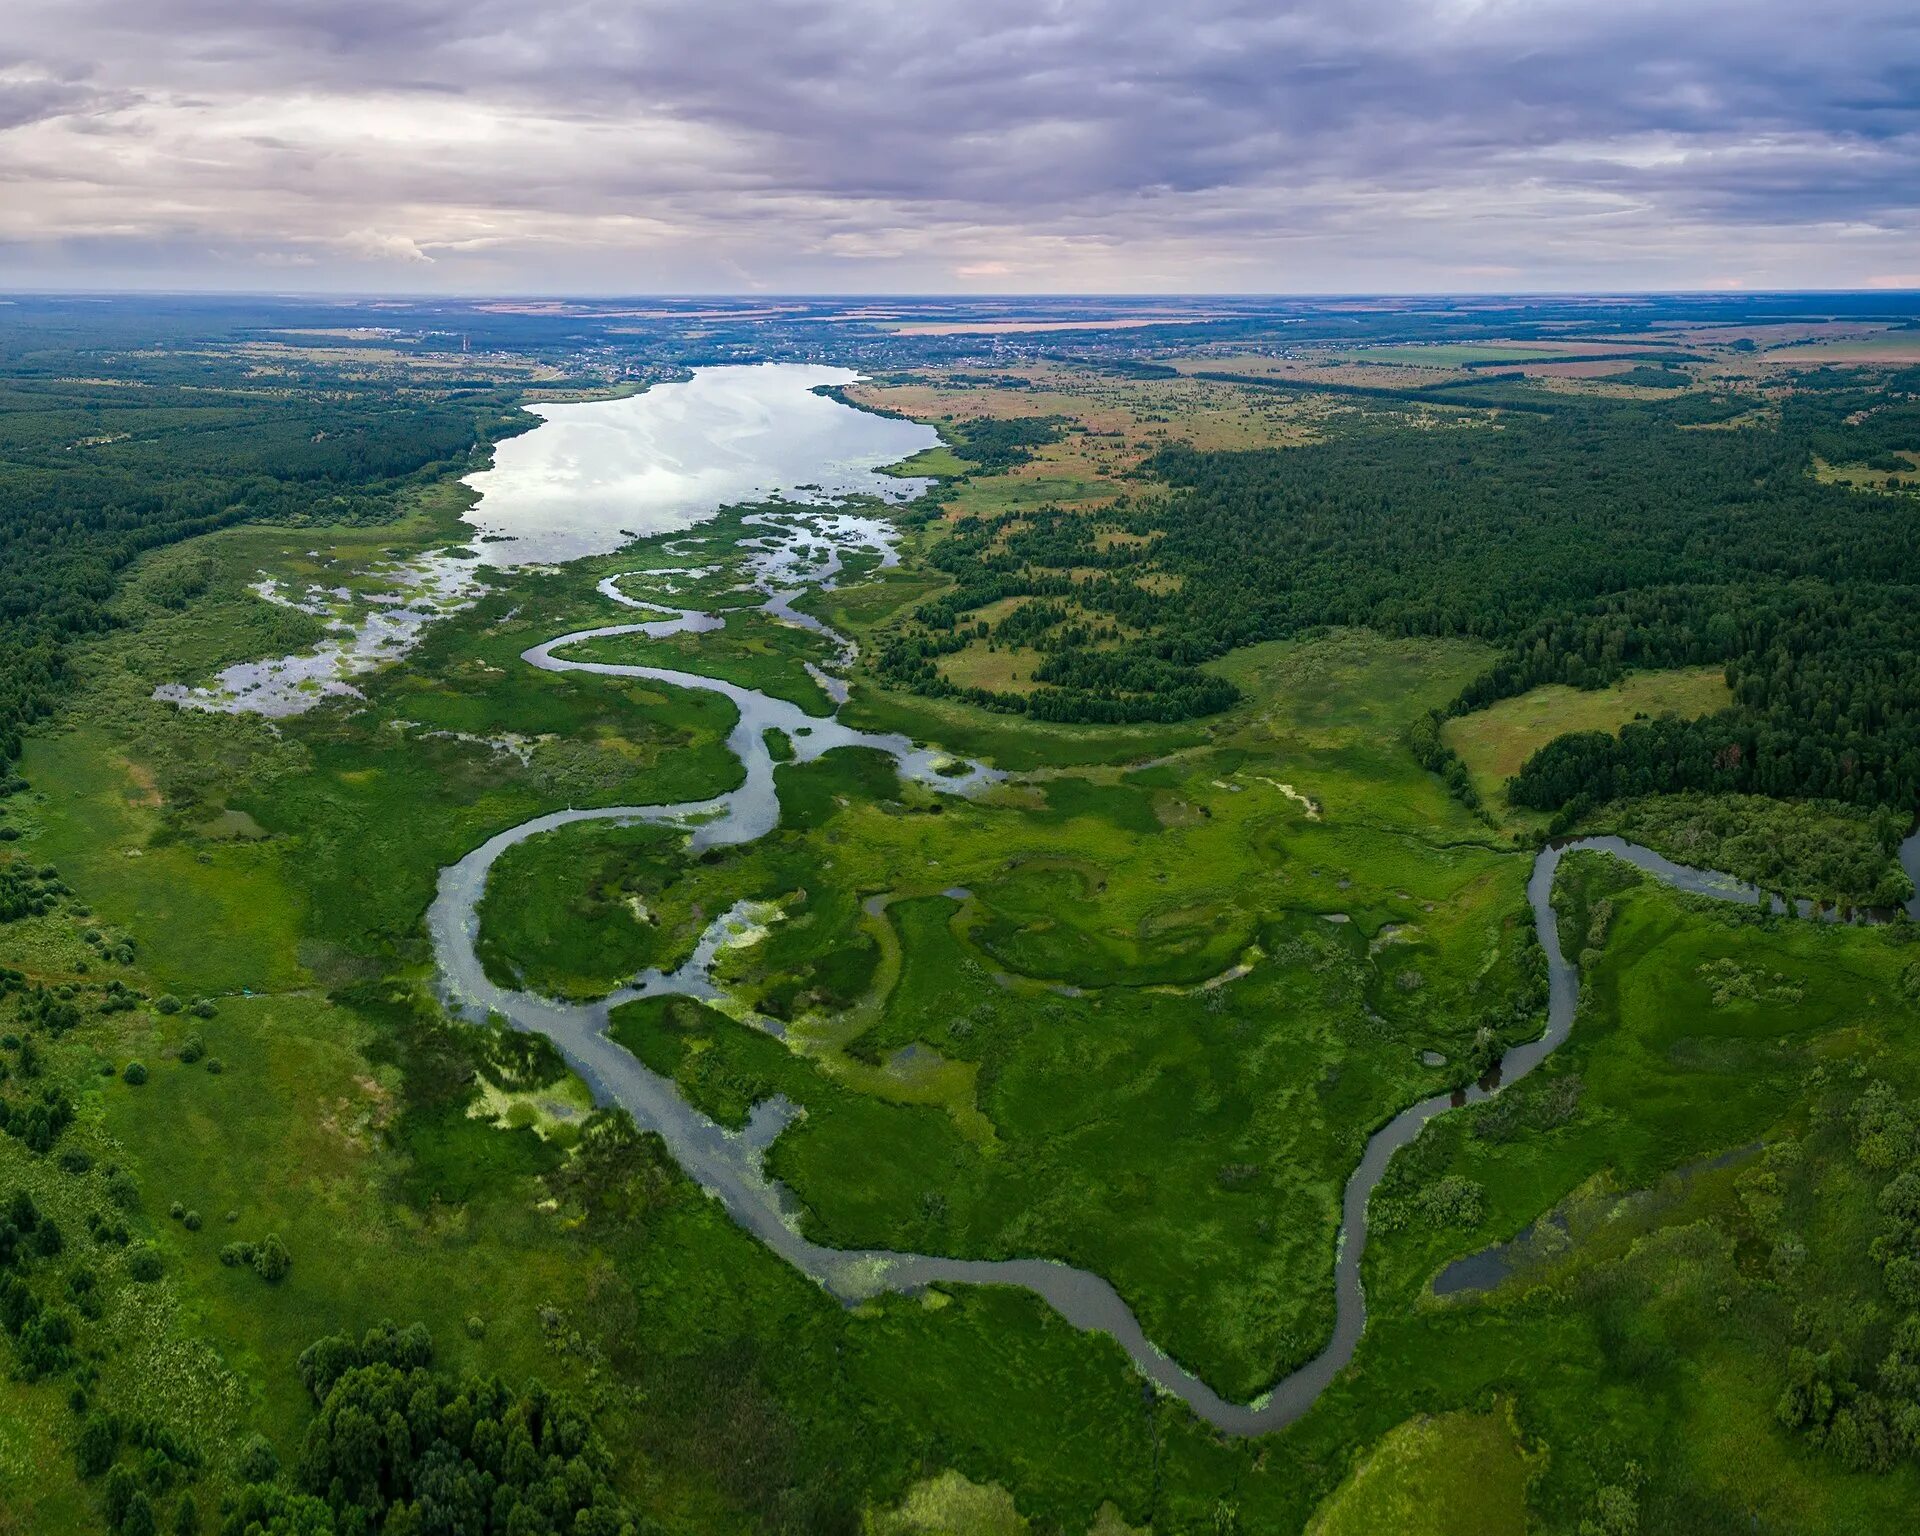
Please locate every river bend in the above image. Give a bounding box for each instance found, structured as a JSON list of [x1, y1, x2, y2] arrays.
[[428, 509, 1919, 1438]]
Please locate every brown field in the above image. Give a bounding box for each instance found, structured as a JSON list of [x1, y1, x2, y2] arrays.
[[851, 364, 1328, 500], [936, 644, 1043, 694]]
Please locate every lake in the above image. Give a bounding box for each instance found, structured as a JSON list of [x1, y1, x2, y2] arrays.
[[460, 362, 939, 566]]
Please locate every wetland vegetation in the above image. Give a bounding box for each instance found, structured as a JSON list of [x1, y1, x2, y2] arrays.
[[5, 293, 1920, 1533]]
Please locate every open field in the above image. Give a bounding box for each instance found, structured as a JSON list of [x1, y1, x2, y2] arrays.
[[1813, 450, 1920, 493], [1762, 333, 1920, 365], [1330, 343, 1584, 368], [1443, 667, 1733, 821]]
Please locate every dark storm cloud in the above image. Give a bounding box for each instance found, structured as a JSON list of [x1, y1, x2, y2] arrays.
[[1, 0, 1917, 288]]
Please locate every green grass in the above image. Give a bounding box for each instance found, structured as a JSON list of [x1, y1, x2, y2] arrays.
[[883, 444, 970, 479], [543, 614, 1537, 1399], [1305, 1407, 1532, 1535], [1272, 853, 1920, 1533], [476, 819, 691, 997]]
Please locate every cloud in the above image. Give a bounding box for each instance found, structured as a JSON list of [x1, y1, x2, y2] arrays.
[[0, 1, 1915, 290], [338, 229, 433, 264]]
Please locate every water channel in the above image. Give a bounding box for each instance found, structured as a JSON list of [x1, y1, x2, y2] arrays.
[[424, 367, 1920, 1437]]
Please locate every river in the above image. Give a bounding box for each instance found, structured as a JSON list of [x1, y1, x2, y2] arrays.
[[428, 381, 1920, 1439]]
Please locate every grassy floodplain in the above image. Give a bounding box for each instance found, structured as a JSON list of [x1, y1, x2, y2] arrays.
[[477, 546, 1537, 1401], [6, 311, 1920, 1534]]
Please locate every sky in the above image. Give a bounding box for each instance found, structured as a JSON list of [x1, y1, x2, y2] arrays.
[[1, 0, 1917, 295]]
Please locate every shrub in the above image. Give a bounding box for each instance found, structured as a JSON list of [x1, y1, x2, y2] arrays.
[[182, 1211, 201, 1232], [75, 1409, 119, 1479], [103, 1465, 138, 1527], [176, 1034, 204, 1064], [204, 1058, 223, 1076], [1419, 1175, 1488, 1229], [251, 1234, 291, 1284], [154, 995, 181, 1016], [126, 1247, 163, 1282], [121, 1061, 147, 1087], [121, 1489, 157, 1536]]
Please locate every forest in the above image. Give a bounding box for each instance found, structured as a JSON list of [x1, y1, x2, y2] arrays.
[[879, 378, 1920, 814]]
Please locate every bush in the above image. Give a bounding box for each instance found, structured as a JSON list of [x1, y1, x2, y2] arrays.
[[121, 1061, 147, 1087], [122, 1490, 157, 1536], [176, 1034, 204, 1064], [251, 1233, 291, 1284], [126, 1247, 163, 1283], [104, 1465, 138, 1527], [75, 1409, 119, 1478], [182, 1210, 201, 1232], [1419, 1175, 1488, 1229], [204, 1058, 223, 1076], [154, 995, 181, 1016]]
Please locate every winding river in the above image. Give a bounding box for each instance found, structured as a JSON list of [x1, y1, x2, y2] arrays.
[[427, 401, 1920, 1441]]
